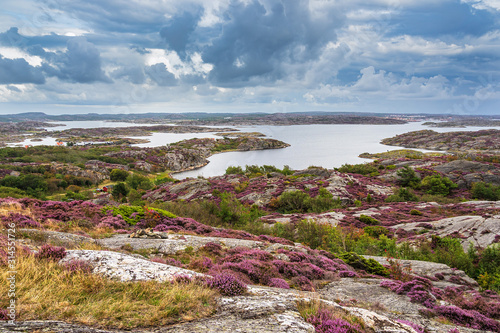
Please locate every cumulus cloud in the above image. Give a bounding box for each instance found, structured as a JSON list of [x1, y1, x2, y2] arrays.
[[145, 63, 178, 86], [200, 0, 343, 85], [47, 37, 111, 83], [0, 55, 45, 84]]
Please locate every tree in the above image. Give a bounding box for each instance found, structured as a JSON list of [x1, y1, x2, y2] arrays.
[[110, 168, 129, 182], [126, 174, 152, 190], [112, 182, 129, 200], [396, 166, 420, 188]]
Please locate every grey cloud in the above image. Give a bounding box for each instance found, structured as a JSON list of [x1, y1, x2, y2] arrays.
[[48, 37, 111, 83], [145, 63, 178, 86], [111, 66, 145, 84], [0, 55, 45, 84], [201, 0, 343, 86], [160, 11, 201, 59]]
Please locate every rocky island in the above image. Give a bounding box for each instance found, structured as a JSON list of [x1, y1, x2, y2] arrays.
[[381, 129, 500, 154]]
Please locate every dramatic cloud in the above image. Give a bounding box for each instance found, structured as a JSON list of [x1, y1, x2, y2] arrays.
[[0, 0, 498, 114], [0, 55, 45, 84]]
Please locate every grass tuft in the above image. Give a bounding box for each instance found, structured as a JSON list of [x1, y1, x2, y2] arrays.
[[0, 254, 218, 329]]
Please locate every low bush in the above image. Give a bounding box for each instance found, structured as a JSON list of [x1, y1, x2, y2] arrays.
[[471, 182, 500, 201], [421, 174, 457, 196], [358, 214, 379, 225], [336, 163, 379, 175]]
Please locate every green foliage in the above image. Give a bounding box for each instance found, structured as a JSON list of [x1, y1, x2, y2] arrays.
[[275, 189, 342, 214], [154, 176, 176, 186], [363, 226, 390, 238], [0, 186, 28, 198], [128, 189, 145, 206], [336, 163, 379, 175], [126, 174, 152, 190], [471, 182, 500, 201], [0, 174, 48, 198], [276, 190, 312, 213], [385, 187, 418, 202], [358, 214, 379, 225], [212, 192, 264, 227], [409, 209, 423, 216], [309, 188, 343, 213], [225, 166, 244, 175], [242, 164, 293, 177], [421, 174, 457, 196], [109, 168, 129, 181], [338, 252, 389, 276], [396, 166, 421, 188], [63, 191, 90, 201], [111, 182, 129, 200], [103, 205, 176, 225]]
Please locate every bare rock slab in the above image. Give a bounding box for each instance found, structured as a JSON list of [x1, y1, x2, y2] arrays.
[[391, 214, 500, 250], [60, 250, 203, 282]]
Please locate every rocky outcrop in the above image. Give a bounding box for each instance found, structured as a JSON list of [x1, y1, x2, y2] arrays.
[[19, 228, 96, 248], [98, 233, 304, 255], [49, 162, 107, 183], [60, 250, 203, 282], [320, 279, 483, 333], [364, 256, 478, 287], [432, 160, 500, 188], [260, 211, 345, 227], [391, 214, 500, 250]]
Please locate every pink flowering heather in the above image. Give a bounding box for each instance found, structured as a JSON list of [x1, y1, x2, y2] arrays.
[[207, 273, 247, 296], [63, 259, 93, 274], [307, 308, 363, 333], [35, 244, 67, 261], [291, 276, 314, 291], [339, 271, 359, 278], [269, 278, 290, 289]]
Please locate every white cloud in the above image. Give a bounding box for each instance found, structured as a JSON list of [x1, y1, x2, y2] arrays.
[[0, 47, 42, 66]]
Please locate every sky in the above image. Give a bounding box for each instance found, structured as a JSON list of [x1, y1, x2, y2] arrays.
[[0, 0, 499, 115]]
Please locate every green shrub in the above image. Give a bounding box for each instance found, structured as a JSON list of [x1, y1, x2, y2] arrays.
[[276, 190, 312, 213], [396, 166, 420, 188], [364, 226, 390, 238], [154, 176, 177, 186], [126, 174, 152, 190], [409, 209, 423, 216], [111, 182, 129, 200], [336, 163, 379, 175], [421, 174, 457, 196], [225, 166, 244, 175], [358, 214, 380, 225], [338, 252, 389, 276], [109, 168, 129, 181], [0, 186, 28, 198], [309, 188, 343, 213], [471, 182, 500, 201]]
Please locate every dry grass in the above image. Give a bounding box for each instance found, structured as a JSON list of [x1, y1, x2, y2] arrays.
[[0, 254, 218, 329], [0, 201, 32, 218]]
